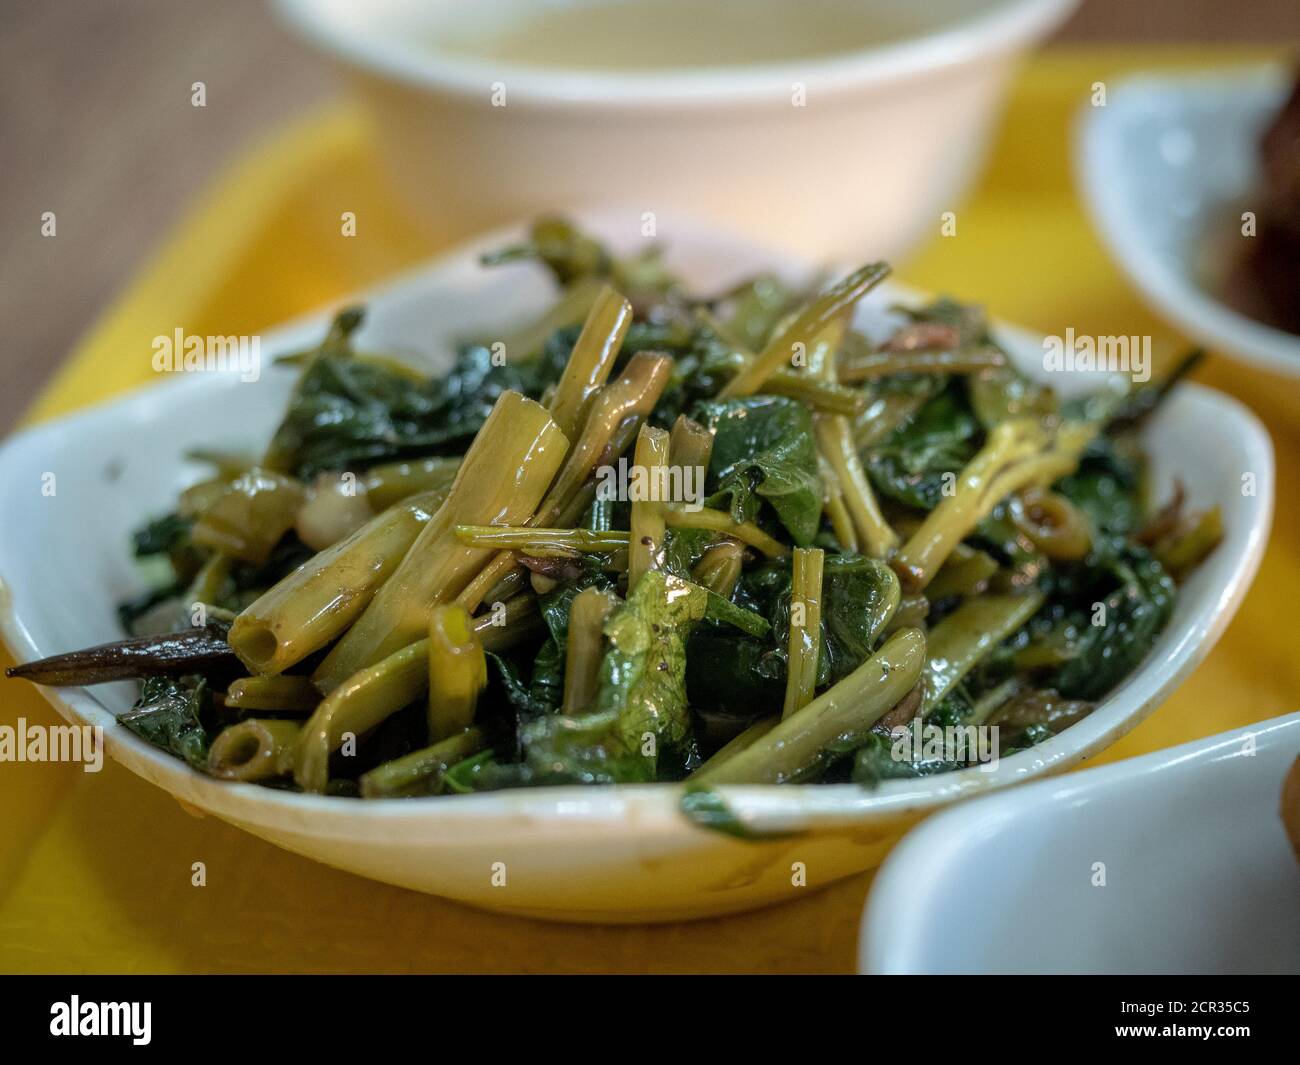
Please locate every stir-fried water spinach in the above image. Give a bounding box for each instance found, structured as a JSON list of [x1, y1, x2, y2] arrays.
[[6, 217, 1221, 800]]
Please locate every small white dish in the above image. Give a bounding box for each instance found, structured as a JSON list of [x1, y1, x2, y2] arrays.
[[861, 713, 1300, 974], [274, 0, 1077, 261], [0, 209, 1273, 922], [1076, 68, 1300, 381]]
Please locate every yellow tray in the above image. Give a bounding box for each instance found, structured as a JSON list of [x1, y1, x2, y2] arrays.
[[3, 48, 1297, 973]]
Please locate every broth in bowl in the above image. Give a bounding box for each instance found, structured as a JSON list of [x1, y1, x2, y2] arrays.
[[431, 0, 946, 71]]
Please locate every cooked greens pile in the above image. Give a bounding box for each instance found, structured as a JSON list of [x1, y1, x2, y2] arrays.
[[7, 218, 1222, 798]]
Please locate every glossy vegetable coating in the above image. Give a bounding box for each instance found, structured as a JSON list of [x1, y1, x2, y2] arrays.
[[7, 219, 1217, 801]]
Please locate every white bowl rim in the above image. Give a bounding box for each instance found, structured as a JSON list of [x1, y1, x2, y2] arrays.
[[0, 212, 1273, 841], [859, 710, 1300, 973], [1074, 66, 1300, 380], [272, 0, 1079, 110]]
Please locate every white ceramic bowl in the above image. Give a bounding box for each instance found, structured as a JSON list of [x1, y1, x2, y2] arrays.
[[0, 211, 1272, 922], [1076, 69, 1300, 409], [861, 712, 1300, 974], [274, 0, 1078, 261]]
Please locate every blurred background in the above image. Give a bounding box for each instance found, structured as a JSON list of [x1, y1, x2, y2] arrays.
[[1, 0, 1297, 977], [0, 0, 1296, 433]]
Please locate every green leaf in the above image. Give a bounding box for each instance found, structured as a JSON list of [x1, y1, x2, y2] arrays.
[[486, 571, 618, 726], [1043, 540, 1176, 700], [537, 565, 614, 646], [118, 677, 212, 770], [851, 732, 964, 787], [1055, 436, 1145, 536], [501, 572, 710, 784], [702, 590, 770, 639], [487, 652, 557, 721], [819, 556, 902, 683], [661, 527, 715, 579], [694, 395, 822, 546], [265, 313, 570, 478], [594, 571, 708, 756], [999, 722, 1054, 756], [967, 365, 1057, 429], [678, 785, 798, 840], [480, 216, 611, 286], [684, 554, 898, 715], [517, 711, 657, 785], [526, 640, 566, 716], [685, 630, 784, 717], [866, 386, 981, 510], [131, 513, 192, 557]]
